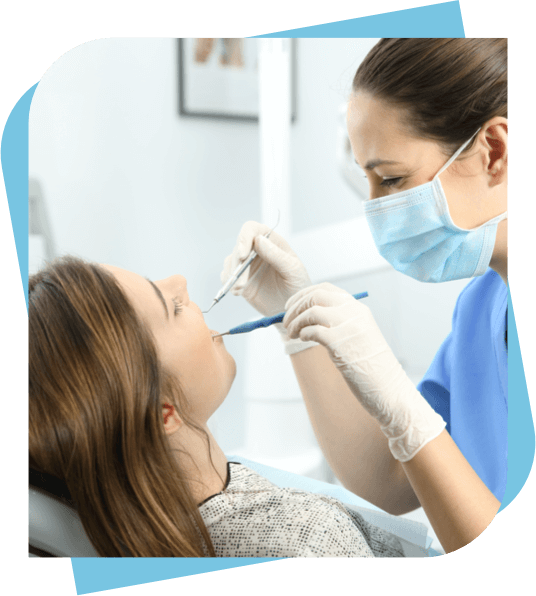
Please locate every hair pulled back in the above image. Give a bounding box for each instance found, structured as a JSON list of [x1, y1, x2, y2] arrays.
[[352, 38, 507, 154]]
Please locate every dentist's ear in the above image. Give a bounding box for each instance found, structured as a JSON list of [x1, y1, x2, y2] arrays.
[[482, 117, 508, 187]]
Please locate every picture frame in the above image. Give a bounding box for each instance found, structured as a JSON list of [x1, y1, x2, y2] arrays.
[[178, 38, 297, 122]]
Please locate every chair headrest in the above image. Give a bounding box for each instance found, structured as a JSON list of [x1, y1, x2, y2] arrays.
[[29, 469, 99, 557]]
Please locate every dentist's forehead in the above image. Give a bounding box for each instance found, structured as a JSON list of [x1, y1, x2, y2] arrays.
[[346, 92, 434, 168], [347, 93, 404, 135]]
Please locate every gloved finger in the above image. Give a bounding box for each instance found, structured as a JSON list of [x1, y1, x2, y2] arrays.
[[285, 282, 349, 312], [283, 285, 354, 328], [223, 221, 272, 282], [286, 305, 336, 340], [298, 324, 333, 346], [236, 221, 271, 258], [253, 235, 298, 276]]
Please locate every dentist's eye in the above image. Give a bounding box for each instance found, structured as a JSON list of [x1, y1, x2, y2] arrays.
[[380, 177, 402, 188], [172, 297, 183, 316]]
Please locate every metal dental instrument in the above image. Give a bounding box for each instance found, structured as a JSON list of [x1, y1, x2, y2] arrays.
[[212, 292, 369, 338], [202, 212, 281, 314]]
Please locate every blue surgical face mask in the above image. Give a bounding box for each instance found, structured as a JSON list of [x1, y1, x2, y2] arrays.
[[363, 130, 507, 283]]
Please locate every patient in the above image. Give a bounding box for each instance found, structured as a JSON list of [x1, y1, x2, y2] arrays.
[[29, 256, 405, 558]]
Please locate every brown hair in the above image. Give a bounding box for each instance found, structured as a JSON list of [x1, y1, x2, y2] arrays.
[[29, 256, 216, 556], [352, 39, 507, 155]]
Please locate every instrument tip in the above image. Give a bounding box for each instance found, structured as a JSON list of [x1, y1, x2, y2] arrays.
[[202, 300, 217, 314]]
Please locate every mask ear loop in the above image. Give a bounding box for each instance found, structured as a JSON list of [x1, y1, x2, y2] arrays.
[[433, 128, 482, 180], [433, 127, 508, 225]]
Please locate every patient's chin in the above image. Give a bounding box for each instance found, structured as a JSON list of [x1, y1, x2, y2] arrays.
[[224, 356, 237, 394]]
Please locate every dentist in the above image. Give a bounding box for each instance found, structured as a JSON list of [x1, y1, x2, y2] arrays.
[[221, 39, 508, 553]]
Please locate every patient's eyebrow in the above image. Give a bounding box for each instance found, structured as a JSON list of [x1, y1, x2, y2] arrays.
[[145, 277, 168, 319]]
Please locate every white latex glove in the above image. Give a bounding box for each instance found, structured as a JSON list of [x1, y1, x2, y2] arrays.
[[283, 283, 446, 462], [221, 221, 318, 354]]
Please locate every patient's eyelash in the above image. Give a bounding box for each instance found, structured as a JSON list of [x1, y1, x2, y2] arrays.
[[172, 297, 183, 316]]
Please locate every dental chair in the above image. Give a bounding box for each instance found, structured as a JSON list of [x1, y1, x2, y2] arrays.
[[28, 455, 441, 558], [29, 486, 98, 557]]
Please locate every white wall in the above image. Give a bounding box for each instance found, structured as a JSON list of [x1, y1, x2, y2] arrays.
[[29, 37, 469, 457]]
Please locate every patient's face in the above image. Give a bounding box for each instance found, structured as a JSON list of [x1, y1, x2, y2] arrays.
[[101, 265, 236, 423]]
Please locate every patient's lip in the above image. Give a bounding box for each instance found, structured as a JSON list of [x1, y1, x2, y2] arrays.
[[210, 330, 222, 343]]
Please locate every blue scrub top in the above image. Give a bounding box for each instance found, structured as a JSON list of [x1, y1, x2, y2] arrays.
[[417, 268, 508, 502]]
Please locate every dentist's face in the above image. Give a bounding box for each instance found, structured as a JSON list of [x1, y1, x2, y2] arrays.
[[346, 91, 504, 230], [346, 91, 446, 199], [101, 265, 236, 424]]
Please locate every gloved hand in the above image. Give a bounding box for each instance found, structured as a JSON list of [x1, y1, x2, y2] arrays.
[[221, 221, 318, 354], [283, 283, 446, 462]]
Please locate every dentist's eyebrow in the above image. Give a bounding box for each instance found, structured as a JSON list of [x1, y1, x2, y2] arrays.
[[145, 277, 168, 319], [356, 158, 402, 171]]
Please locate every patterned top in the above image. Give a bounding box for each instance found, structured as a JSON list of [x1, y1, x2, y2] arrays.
[[199, 462, 404, 558]]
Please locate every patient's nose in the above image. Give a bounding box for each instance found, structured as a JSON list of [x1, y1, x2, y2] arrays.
[[158, 275, 188, 299]]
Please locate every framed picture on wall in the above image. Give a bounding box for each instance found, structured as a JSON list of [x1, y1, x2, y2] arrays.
[[178, 38, 297, 122]]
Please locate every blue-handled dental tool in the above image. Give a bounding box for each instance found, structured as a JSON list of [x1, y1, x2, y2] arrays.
[[212, 291, 369, 338], [202, 211, 281, 314]]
